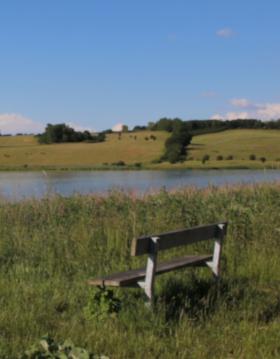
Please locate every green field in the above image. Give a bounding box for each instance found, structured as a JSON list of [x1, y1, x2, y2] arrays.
[[1, 129, 280, 170], [1, 185, 280, 358], [189, 129, 280, 160], [154, 129, 280, 169]]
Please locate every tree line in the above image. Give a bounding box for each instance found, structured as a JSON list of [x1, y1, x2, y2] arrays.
[[37, 123, 105, 144], [133, 118, 280, 134]]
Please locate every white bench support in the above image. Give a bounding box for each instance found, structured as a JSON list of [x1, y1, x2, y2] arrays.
[[137, 237, 159, 305], [206, 223, 225, 277]]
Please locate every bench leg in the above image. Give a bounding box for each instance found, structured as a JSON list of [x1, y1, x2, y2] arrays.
[[206, 223, 225, 278], [139, 236, 159, 306]]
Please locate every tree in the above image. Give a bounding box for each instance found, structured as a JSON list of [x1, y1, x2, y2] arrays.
[[37, 123, 105, 144]]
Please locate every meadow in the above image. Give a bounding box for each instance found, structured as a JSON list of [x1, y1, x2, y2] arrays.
[[0, 131, 168, 170], [189, 129, 280, 160], [1, 129, 280, 170], [0, 184, 280, 358]]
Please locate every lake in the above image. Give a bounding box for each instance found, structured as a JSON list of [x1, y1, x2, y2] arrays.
[[0, 169, 280, 200]]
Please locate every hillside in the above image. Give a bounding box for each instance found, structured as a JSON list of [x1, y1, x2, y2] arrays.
[[189, 129, 280, 161], [1, 129, 280, 170], [153, 129, 280, 169], [0, 131, 168, 169]]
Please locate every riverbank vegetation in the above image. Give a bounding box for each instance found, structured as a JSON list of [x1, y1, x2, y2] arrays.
[[0, 184, 279, 357]]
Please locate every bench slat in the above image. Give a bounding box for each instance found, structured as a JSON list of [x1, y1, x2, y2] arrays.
[[88, 254, 212, 287], [131, 222, 226, 256]]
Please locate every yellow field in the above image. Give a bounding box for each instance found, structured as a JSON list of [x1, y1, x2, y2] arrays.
[[1, 129, 280, 170], [0, 132, 168, 169]]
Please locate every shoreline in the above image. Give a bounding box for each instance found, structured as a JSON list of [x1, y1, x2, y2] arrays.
[[0, 160, 279, 171]]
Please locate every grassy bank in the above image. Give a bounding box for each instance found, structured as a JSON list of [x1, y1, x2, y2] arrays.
[[1, 129, 280, 170], [0, 185, 280, 358]]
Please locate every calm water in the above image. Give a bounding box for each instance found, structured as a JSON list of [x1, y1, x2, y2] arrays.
[[0, 169, 280, 200]]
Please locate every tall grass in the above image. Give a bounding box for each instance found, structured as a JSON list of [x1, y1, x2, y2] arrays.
[[0, 184, 280, 358]]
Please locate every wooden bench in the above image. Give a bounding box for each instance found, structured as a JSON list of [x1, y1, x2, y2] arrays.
[[88, 222, 227, 304]]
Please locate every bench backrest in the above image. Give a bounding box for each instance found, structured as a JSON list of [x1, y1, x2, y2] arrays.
[[131, 222, 227, 256]]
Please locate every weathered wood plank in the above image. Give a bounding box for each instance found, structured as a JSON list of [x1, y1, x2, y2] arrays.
[[131, 222, 227, 256], [88, 254, 212, 287]]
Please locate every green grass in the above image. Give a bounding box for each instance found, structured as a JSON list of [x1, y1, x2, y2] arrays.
[[1, 185, 280, 358], [188, 128, 280, 162], [151, 129, 280, 169]]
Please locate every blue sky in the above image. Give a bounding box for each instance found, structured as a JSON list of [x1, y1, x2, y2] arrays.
[[0, 0, 280, 133]]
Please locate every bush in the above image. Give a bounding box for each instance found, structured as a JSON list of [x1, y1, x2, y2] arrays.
[[164, 144, 183, 163], [162, 123, 192, 163], [226, 155, 234, 160], [84, 287, 121, 321], [249, 154, 256, 160], [134, 162, 142, 168], [202, 154, 210, 164], [260, 157, 266, 163], [216, 155, 224, 161], [150, 135, 157, 140], [112, 160, 126, 166]]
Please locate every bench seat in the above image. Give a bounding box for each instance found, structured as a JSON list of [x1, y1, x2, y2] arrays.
[[88, 254, 212, 287]]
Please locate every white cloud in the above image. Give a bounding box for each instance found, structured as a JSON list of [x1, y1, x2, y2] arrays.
[[256, 103, 280, 120], [112, 123, 124, 132], [230, 98, 251, 108], [216, 28, 235, 38], [212, 101, 280, 121], [211, 112, 249, 120], [0, 113, 44, 134]]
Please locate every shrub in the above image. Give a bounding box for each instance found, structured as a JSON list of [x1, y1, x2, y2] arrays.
[[145, 137, 149, 141], [202, 154, 210, 164], [226, 155, 234, 160], [216, 155, 223, 161], [162, 123, 192, 163], [84, 287, 121, 321], [112, 160, 126, 166], [150, 135, 157, 140], [249, 154, 256, 160], [260, 157, 266, 163], [134, 162, 142, 168]]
